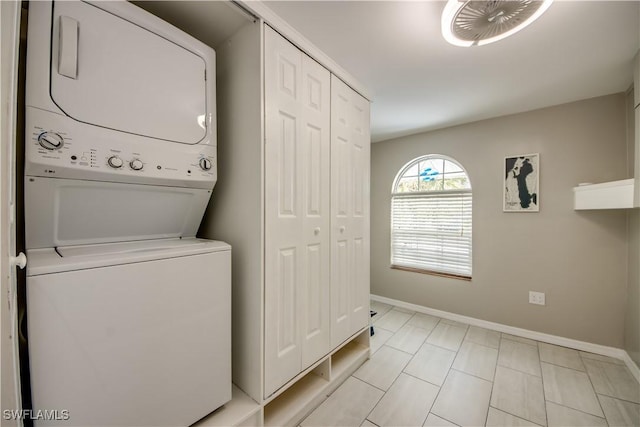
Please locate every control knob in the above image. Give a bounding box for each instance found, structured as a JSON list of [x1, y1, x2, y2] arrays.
[[107, 156, 123, 169], [199, 158, 212, 171], [130, 159, 144, 171], [37, 132, 64, 150]]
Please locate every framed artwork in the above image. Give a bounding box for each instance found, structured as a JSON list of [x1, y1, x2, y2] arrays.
[[504, 153, 539, 212]]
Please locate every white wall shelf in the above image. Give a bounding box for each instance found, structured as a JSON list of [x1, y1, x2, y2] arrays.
[[573, 179, 635, 210]]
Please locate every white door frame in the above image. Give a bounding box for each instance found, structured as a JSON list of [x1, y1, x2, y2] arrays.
[[1, 1, 25, 425]]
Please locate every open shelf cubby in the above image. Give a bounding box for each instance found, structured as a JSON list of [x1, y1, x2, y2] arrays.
[[263, 328, 370, 427]]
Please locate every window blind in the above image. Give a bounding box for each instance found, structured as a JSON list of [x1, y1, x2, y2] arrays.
[[391, 191, 472, 276]]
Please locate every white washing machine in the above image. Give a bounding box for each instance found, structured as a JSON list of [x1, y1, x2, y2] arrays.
[[23, 1, 231, 426], [26, 239, 231, 427]]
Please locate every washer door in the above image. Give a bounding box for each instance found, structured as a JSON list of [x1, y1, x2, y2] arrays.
[[24, 177, 212, 249], [50, 1, 207, 145]]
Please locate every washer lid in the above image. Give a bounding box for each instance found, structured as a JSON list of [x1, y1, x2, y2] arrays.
[[50, 1, 209, 145], [27, 238, 231, 276], [56, 238, 223, 258]]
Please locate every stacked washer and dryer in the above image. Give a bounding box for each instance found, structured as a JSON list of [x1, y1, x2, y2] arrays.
[[24, 1, 231, 426]]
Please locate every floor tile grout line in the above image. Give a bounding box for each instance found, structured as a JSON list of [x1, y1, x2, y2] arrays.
[[459, 338, 501, 354], [491, 364, 548, 425], [400, 308, 450, 425], [421, 334, 457, 425], [544, 357, 607, 419], [385, 342, 424, 357], [373, 325, 395, 334], [363, 319, 433, 427], [540, 345, 608, 421], [352, 368, 396, 394], [449, 367, 494, 384], [544, 399, 608, 422], [595, 391, 640, 406], [579, 351, 627, 368], [500, 334, 538, 347], [449, 325, 472, 371], [496, 337, 543, 377], [424, 324, 465, 353], [464, 334, 501, 350], [484, 335, 501, 427], [545, 396, 609, 422], [538, 341, 550, 427], [487, 404, 546, 427], [380, 343, 421, 359], [374, 308, 413, 332], [384, 322, 432, 355], [538, 342, 586, 369], [428, 411, 461, 427], [581, 354, 640, 391], [496, 359, 542, 378], [414, 373, 442, 427], [361, 369, 401, 425], [401, 370, 445, 389], [539, 359, 587, 374], [348, 375, 386, 426]]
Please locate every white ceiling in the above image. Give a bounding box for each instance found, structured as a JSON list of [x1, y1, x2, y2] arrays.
[[264, 1, 640, 142]]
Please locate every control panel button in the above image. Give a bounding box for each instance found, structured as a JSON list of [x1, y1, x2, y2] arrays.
[[130, 159, 144, 171], [107, 156, 123, 169], [199, 158, 212, 171], [38, 132, 64, 150]]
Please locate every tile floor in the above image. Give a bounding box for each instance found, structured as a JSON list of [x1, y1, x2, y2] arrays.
[[301, 301, 640, 427]]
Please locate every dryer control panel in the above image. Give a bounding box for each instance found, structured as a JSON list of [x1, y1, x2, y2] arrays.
[[25, 108, 217, 190]]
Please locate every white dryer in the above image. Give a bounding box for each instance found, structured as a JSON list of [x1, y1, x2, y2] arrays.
[[23, 1, 231, 426], [24, 0, 218, 250]]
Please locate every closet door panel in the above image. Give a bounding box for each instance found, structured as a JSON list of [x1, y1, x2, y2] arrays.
[[331, 76, 370, 347], [349, 93, 370, 334], [264, 26, 303, 397], [265, 27, 331, 397], [300, 54, 331, 369], [331, 79, 353, 348]]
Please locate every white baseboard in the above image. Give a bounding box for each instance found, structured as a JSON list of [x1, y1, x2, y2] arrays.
[[622, 351, 640, 384], [371, 294, 640, 382]]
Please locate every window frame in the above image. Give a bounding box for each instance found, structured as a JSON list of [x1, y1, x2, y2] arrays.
[[390, 154, 473, 280]]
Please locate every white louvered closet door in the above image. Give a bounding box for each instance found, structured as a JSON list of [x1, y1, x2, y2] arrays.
[[264, 26, 331, 398], [330, 76, 371, 348]]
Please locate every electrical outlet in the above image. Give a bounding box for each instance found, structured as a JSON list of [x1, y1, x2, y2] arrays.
[[529, 291, 545, 306]]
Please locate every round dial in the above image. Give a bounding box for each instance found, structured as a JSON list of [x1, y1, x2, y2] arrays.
[[130, 159, 144, 171], [199, 158, 212, 171], [107, 156, 124, 169], [38, 132, 64, 150]]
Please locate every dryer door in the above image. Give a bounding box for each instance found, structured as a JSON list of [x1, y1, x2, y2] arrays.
[[50, 1, 208, 145]]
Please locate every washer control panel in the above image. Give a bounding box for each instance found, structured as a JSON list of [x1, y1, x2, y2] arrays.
[[25, 108, 217, 190], [108, 156, 124, 169], [129, 159, 144, 171], [199, 158, 212, 171], [38, 131, 64, 150]]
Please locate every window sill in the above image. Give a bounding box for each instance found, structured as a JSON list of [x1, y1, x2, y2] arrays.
[[390, 265, 472, 282]]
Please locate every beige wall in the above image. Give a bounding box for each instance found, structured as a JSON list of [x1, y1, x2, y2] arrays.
[[371, 94, 629, 348], [626, 89, 640, 364], [628, 210, 640, 362]]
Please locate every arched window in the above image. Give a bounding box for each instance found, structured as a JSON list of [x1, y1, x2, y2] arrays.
[[391, 155, 472, 279]]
